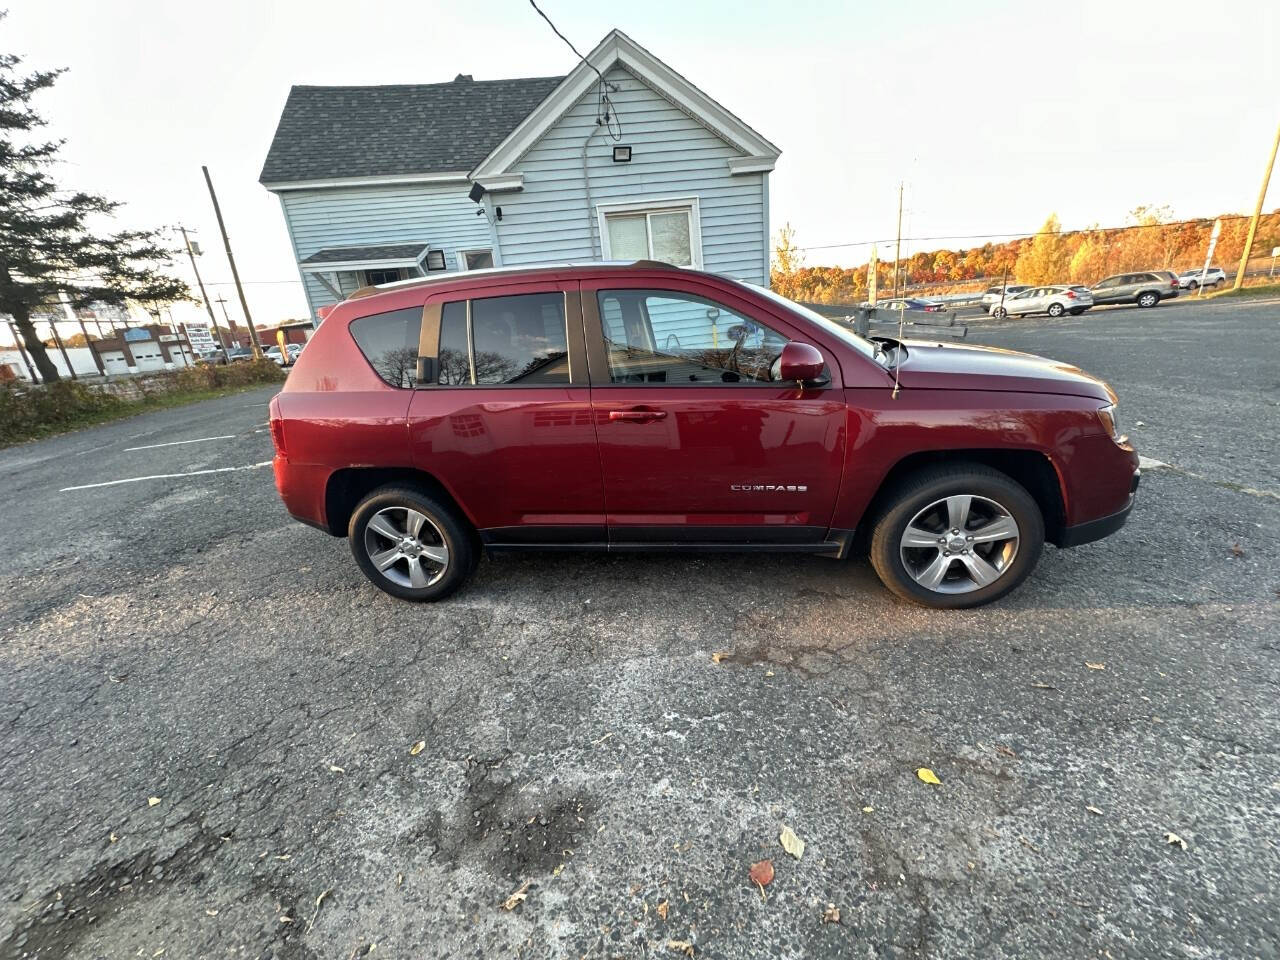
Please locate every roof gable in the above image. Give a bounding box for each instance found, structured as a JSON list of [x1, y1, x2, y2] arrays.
[[259, 76, 563, 186], [470, 29, 780, 181]]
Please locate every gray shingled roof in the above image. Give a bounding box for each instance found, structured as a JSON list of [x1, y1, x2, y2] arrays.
[[299, 244, 430, 266], [260, 76, 565, 184]]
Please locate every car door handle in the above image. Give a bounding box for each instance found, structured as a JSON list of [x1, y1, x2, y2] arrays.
[[608, 408, 667, 423]]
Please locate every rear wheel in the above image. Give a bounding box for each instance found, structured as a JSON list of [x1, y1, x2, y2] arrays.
[[1137, 291, 1159, 308], [1047, 302, 1065, 318], [869, 465, 1045, 609], [349, 486, 475, 602]]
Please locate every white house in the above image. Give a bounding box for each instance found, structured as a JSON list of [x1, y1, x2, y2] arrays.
[[259, 29, 780, 323]]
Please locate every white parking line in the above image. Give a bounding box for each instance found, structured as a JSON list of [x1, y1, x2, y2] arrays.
[[60, 461, 272, 492], [123, 435, 236, 452]]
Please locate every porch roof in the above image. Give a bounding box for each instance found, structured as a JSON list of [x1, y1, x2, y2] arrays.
[[298, 243, 431, 272]]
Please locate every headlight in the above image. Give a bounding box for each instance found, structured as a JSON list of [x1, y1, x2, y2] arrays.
[[1096, 403, 1123, 442]]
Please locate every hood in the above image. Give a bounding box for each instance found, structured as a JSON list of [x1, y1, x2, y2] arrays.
[[889, 340, 1113, 400]]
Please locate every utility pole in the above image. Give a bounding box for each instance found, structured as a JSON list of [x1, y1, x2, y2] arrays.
[[202, 165, 262, 358], [215, 295, 238, 349], [179, 225, 230, 363], [892, 182, 904, 299], [1233, 120, 1280, 291]]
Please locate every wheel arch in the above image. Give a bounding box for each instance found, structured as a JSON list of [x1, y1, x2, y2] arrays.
[[324, 466, 474, 537], [857, 448, 1067, 549]]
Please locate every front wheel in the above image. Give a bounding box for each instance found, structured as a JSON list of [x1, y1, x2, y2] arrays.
[[869, 465, 1045, 609], [990, 306, 1007, 319], [1188, 281, 1199, 291], [1137, 291, 1159, 308], [348, 486, 476, 602], [1047, 303, 1065, 318]]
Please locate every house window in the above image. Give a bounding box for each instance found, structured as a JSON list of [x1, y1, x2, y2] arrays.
[[598, 198, 702, 268], [364, 268, 402, 286], [425, 250, 447, 271], [458, 249, 494, 271]]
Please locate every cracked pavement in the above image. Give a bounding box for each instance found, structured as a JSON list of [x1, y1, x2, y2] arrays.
[[1, 298, 1277, 959]]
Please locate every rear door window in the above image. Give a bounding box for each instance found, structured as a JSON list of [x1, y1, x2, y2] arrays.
[[349, 306, 422, 388], [435, 292, 569, 386]]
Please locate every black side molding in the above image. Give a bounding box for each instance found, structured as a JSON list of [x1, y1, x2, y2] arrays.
[[1056, 484, 1136, 549]]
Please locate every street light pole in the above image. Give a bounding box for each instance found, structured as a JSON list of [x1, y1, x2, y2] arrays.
[[201, 165, 263, 358], [1233, 120, 1280, 292], [179, 225, 230, 363]]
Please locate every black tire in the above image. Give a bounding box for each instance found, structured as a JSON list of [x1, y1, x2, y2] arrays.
[[991, 306, 1007, 319], [1188, 281, 1199, 291], [1137, 291, 1159, 308], [1213, 278, 1224, 288], [1068, 307, 1086, 316], [1047, 303, 1065, 318], [348, 486, 475, 602], [868, 464, 1045, 610]]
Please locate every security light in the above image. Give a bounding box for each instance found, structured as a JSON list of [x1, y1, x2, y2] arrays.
[[468, 182, 486, 203], [612, 145, 632, 163]]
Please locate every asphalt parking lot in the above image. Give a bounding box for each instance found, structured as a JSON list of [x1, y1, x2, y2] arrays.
[[1, 297, 1277, 960]]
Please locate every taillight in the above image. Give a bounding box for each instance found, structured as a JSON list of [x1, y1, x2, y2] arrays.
[[268, 396, 287, 458], [1171, 279, 1179, 288], [1065, 290, 1076, 299]]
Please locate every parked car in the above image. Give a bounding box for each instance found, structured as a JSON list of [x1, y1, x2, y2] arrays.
[[1090, 271, 1180, 308], [981, 285, 1031, 312], [1177, 266, 1226, 290], [264, 344, 302, 366], [268, 262, 1138, 610], [989, 285, 1094, 319], [877, 298, 944, 314]]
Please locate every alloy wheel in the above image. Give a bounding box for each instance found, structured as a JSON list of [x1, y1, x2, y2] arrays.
[[363, 506, 450, 588], [899, 494, 1020, 594]]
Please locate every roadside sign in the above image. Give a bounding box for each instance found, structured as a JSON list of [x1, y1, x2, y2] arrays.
[[122, 327, 150, 342], [185, 322, 215, 352]]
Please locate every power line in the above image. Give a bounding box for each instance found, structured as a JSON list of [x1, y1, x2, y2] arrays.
[[526, 0, 622, 140], [796, 212, 1264, 253]]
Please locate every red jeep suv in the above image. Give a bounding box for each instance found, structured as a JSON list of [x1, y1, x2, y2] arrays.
[[268, 262, 1138, 609]]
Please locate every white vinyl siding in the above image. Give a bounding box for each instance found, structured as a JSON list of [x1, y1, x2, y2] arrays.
[[494, 65, 766, 284], [280, 182, 491, 319]]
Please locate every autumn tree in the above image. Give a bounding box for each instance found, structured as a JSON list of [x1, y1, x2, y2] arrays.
[[1014, 214, 1070, 285], [0, 22, 189, 381]]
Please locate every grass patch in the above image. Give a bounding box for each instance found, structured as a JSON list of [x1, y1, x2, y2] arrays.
[[0, 361, 285, 449], [1201, 281, 1280, 300]]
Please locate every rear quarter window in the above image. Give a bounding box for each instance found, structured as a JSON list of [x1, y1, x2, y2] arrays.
[[349, 306, 422, 388]]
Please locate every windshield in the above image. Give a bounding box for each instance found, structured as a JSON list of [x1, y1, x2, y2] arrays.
[[736, 281, 884, 364]]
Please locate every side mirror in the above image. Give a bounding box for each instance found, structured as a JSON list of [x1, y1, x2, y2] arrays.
[[778, 341, 826, 384]]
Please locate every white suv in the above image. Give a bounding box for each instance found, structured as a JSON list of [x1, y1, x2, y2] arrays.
[[1178, 267, 1226, 290]]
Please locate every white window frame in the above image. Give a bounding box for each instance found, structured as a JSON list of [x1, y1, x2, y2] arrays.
[[596, 196, 703, 269], [456, 248, 495, 272]]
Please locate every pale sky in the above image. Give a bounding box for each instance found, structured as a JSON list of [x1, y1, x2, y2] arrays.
[[5, 0, 1278, 329]]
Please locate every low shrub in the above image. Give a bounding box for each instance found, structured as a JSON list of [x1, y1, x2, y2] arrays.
[[0, 360, 285, 447]]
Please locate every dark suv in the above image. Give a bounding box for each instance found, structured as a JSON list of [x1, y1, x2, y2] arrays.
[[269, 262, 1138, 609]]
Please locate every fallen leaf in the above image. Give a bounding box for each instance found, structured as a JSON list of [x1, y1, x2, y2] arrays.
[[205, 909, 218, 916], [1230, 543, 1244, 558], [279, 915, 293, 923], [328, 765, 345, 774], [408, 741, 425, 757], [1164, 832, 1187, 850], [551, 863, 564, 877], [1030, 682, 1055, 690], [764, 670, 775, 677], [711, 651, 729, 664], [779, 824, 805, 859], [916, 768, 941, 785], [1086, 662, 1105, 671], [823, 903, 841, 924], [996, 745, 1018, 759], [395, 873, 404, 887], [656, 899, 669, 920], [861, 806, 874, 814], [666, 939, 695, 956], [502, 879, 531, 911], [109, 832, 119, 843], [147, 797, 162, 807], [748, 859, 774, 900], [1086, 806, 1103, 816], [275, 854, 291, 861]]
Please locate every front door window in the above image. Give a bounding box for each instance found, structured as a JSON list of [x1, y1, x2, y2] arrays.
[[597, 289, 790, 385]]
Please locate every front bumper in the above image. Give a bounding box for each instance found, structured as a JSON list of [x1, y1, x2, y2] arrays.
[[1058, 469, 1139, 547]]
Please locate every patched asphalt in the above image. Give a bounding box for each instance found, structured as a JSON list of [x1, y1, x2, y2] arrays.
[[0, 298, 1277, 960]]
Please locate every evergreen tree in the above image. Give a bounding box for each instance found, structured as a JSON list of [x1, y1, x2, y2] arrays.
[[1, 18, 189, 381]]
